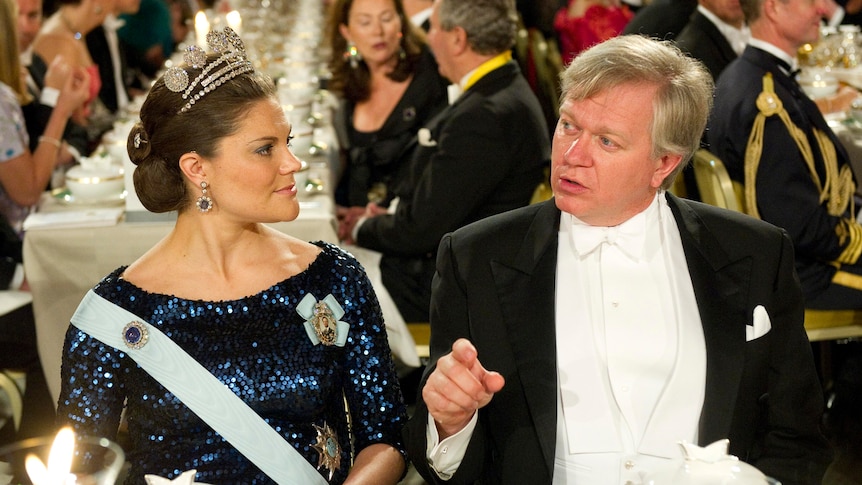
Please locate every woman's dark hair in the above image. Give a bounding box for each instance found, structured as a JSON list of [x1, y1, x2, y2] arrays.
[[127, 54, 276, 213], [326, 0, 425, 102]]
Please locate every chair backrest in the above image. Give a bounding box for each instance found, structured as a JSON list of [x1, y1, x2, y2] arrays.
[[691, 149, 745, 212], [531, 167, 553, 204]]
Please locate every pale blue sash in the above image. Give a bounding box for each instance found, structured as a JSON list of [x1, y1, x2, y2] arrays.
[[70, 290, 328, 485]]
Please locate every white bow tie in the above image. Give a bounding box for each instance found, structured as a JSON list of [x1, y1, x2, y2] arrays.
[[571, 219, 646, 262]]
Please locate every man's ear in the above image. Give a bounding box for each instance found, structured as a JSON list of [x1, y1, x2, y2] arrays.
[[451, 26, 469, 56], [653, 153, 683, 189]]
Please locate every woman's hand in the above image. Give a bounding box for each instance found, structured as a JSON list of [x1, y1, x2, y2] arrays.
[[53, 59, 90, 123]]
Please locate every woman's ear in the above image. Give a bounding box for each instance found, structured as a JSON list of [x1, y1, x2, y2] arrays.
[[178, 152, 206, 186]]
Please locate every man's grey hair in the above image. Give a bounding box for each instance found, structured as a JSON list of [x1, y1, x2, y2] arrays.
[[437, 0, 519, 55], [560, 35, 714, 190]]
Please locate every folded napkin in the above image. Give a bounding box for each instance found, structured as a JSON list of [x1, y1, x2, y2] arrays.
[[23, 208, 124, 231], [145, 469, 211, 485]]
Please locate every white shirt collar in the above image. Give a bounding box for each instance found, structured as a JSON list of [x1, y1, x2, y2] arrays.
[[569, 192, 662, 262], [19, 48, 33, 67], [748, 38, 798, 72], [697, 5, 751, 56], [103, 14, 126, 32], [410, 7, 433, 28]]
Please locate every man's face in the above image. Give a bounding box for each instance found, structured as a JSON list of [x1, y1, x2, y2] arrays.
[[17, 0, 42, 52], [551, 83, 681, 227], [701, 0, 745, 28], [772, 0, 826, 47], [426, 1, 457, 82]]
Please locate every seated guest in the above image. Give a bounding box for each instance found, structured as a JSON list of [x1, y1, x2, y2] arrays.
[[326, 0, 448, 239], [1, 0, 90, 233], [17, 0, 89, 156], [117, 0, 174, 81], [675, 0, 749, 81], [32, 0, 108, 127], [554, 0, 633, 63], [405, 35, 831, 485], [56, 27, 407, 485], [86, 0, 142, 115], [345, 0, 551, 323], [621, 0, 697, 40], [708, 0, 862, 309], [825, 0, 862, 27]]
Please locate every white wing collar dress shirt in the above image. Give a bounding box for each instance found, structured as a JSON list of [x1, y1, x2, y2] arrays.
[[426, 193, 708, 484]]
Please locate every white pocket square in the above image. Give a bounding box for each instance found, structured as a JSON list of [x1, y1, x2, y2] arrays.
[[417, 128, 437, 147], [746, 305, 772, 342]]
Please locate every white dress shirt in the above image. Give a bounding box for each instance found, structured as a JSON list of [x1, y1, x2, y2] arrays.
[[426, 193, 708, 484], [697, 5, 751, 56], [103, 14, 130, 112]]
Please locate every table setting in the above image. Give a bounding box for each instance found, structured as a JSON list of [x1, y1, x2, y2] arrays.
[[21, 0, 419, 413]]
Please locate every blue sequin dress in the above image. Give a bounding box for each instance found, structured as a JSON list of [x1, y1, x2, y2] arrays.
[[57, 242, 407, 484]]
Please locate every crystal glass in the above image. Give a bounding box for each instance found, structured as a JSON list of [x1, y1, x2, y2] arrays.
[[0, 435, 125, 485]]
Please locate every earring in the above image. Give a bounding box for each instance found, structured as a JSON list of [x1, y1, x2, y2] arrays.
[[345, 41, 362, 69], [196, 181, 213, 213]]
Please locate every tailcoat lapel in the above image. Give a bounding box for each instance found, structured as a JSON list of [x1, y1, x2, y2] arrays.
[[494, 200, 560, 476], [665, 194, 750, 444], [481, 196, 756, 476]]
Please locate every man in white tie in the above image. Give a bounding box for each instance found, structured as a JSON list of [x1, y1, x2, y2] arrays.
[[404, 35, 832, 485]]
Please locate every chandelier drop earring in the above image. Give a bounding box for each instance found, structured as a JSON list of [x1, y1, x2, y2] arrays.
[[345, 41, 362, 69], [196, 181, 213, 213]]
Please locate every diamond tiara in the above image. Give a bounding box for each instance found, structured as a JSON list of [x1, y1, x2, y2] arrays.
[[163, 27, 255, 114]]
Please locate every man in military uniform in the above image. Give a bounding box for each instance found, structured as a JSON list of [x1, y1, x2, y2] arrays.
[[708, 0, 862, 309]]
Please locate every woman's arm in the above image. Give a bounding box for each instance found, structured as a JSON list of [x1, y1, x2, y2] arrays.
[[0, 58, 88, 205]]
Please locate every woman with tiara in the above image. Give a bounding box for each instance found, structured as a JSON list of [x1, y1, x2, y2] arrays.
[[56, 27, 408, 485]]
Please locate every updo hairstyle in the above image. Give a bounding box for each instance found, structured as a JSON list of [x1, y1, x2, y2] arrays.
[[127, 54, 276, 213]]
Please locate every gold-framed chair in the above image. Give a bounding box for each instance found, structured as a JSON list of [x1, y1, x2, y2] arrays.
[[688, 149, 862, 352], [690, 149, 744, 212]]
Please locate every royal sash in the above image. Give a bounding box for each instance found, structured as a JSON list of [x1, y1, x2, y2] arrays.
[[70, 290, 328, 485]]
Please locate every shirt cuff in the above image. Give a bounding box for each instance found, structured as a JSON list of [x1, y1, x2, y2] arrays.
[[425, 410, 478, 480], [352, 216, 367, 243], [39, 87, 60, 107], [9, 263, 25, 291], [829, 6, 845, 28]]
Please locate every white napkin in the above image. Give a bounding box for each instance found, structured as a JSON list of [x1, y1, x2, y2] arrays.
[[145, 469, 212, 485], [22, 208, 124, 231]]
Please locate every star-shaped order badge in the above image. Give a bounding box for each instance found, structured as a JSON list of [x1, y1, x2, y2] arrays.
[[296, 293, 350, 347], [310, 421, 341, 480]]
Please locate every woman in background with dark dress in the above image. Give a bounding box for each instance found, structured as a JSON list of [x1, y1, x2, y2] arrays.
[[326, 0, 447, 241]]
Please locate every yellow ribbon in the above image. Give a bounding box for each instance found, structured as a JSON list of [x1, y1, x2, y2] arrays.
[[463, 51, 513, 92]]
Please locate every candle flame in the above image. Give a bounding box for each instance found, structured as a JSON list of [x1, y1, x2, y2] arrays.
[[226, 10, 242, 34], [25, 427, 76, 485]]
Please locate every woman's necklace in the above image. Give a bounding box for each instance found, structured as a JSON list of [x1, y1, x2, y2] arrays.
[[59, 12, 82, 40]]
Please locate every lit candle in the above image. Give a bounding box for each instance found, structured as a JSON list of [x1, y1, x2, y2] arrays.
[[195, 11, 210, 47], [25, 427, 76, 485], [226, 10, 242, 35]]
